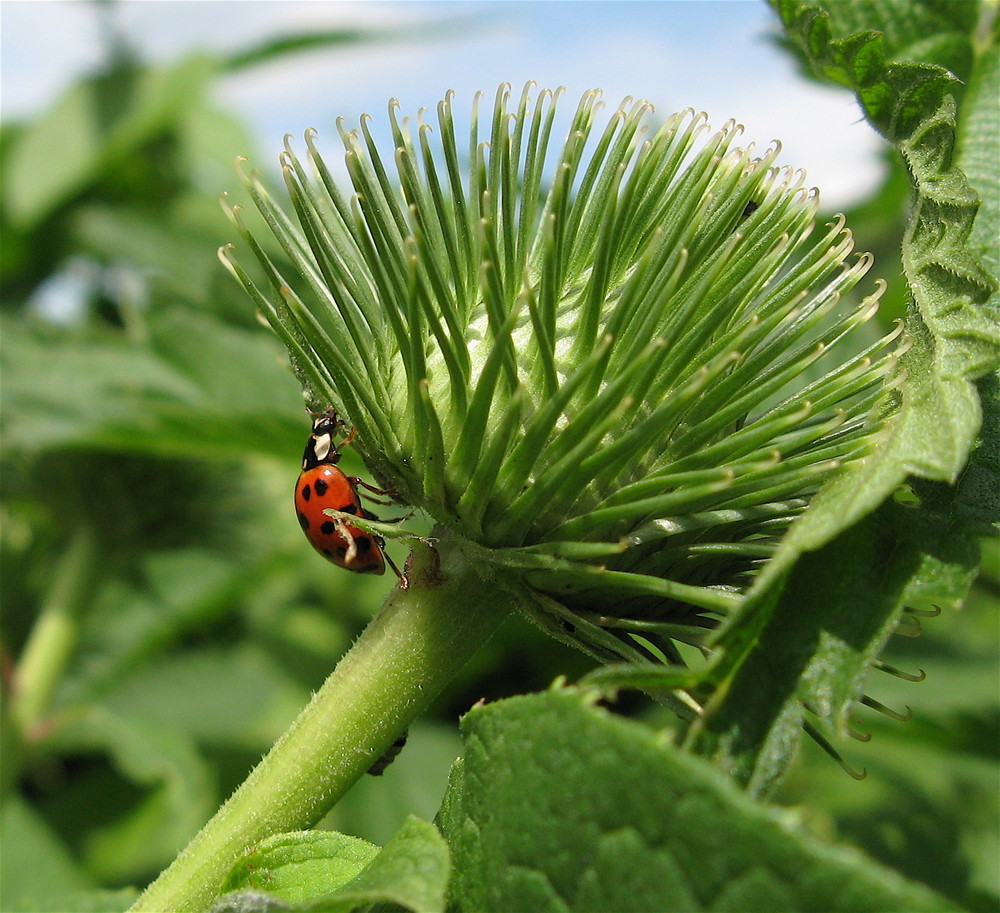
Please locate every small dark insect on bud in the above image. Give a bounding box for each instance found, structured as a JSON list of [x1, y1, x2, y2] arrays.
[[367, 731, 408, 776]]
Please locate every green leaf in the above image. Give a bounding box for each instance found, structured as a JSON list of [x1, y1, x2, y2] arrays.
[[45, 705, 216, 881], [438, 688, 957, 912], [99, 644, 312, 752], [768, 0, 1000, 510], [4, 54, 217, 229], [775, 585, 1000, 910], [958, 39, 999, 284], [954, 35, 1000, 534], [0, 311, 302, 460], [0, 318, 198, 453], [221, 831, 380, 903], [216, 816, 449, 912], [59, 550, 258, 708], [0, 795, 94, 912], [785, 0, 980, 82], [3, 79, 104, 229], [944, 372, 1000, 533], [325, 815, 449, 912], [690, 0, 1000, 794], [686, 499, 980, 794], [69, 203, 246, 313], [222, 29, 398, 72], [324, 722, 465, 846]]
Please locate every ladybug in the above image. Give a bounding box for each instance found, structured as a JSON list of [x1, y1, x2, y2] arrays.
[[295, 411, 396, 576]]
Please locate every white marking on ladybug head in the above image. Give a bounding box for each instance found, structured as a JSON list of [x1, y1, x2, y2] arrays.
[[313, 433, 333, 462]]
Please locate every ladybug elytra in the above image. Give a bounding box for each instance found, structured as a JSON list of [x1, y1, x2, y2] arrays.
[[294, 411, 394, 576]]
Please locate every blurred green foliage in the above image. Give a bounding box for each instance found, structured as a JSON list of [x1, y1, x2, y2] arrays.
[[0, 4, 995, 912], [0, 13, 587, 910]]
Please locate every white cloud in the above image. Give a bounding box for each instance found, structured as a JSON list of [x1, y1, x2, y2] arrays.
[[1, 1, 885, 207], [0, 1, 103, 117]]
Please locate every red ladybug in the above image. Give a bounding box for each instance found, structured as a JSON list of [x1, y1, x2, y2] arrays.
[[294, 411, 392, 575]]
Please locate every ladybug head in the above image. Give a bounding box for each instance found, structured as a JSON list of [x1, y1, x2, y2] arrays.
[[302, 411, 344, 470]]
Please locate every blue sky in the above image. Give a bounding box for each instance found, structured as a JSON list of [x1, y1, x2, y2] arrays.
[[1, 1, 885, 208]]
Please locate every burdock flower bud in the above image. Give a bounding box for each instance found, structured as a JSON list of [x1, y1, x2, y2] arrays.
[[221, 83, 899, 681]]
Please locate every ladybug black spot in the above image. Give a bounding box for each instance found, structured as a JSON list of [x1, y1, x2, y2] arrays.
[[357, 537, 373, 554], [322, 548, 332, 557], [298, 512, 310, 530], [314, 478, 328, 497], [338, 503, 359, 515], [320, 521, 336, 535]]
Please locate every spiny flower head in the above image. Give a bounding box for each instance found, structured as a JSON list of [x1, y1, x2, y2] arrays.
[[222, 83, 900, 667]]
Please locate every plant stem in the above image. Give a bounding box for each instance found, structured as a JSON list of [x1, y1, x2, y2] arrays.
[[129, 535, 517, 913], [11, 527, 99, 736]]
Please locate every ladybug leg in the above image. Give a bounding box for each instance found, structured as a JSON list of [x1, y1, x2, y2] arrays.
[[348, 477, 399, 506], [363, 514, 409, 587], [382, 546, 407, 587], [359, 494, 399, 506], [351, 478, 395, 495]]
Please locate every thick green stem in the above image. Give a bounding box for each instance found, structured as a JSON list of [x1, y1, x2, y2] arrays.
[[130, 536, 517, 913]]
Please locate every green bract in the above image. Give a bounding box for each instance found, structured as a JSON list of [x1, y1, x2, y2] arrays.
[[222, 84, 900, 668]]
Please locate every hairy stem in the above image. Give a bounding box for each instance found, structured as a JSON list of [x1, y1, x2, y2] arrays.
[[130, 535, 516, 913]]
